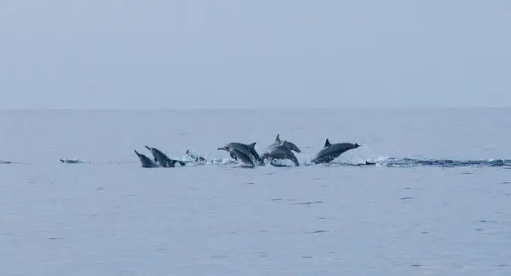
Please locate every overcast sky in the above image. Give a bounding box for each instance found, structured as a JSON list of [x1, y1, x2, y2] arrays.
[[1, 0, 510, 109]]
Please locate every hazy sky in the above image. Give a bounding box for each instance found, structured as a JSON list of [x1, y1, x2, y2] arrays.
[[1, 1, 510, 109]]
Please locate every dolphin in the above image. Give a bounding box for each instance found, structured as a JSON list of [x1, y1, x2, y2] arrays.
[[59, 159, 83, 164], [217, 142, 265, 166], [311, 139, 360, 164], [264, 134, 301, 154], [262, 143, 300, 166], [134, 150, 159, 168], [218, 145, 256, 167], [145, 145, 187, 167]]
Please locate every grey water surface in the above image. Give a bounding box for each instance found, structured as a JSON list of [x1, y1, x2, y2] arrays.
[[1, 108, 510, 276]]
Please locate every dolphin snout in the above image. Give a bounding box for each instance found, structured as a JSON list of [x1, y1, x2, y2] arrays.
[[217, 147, 228, 151]]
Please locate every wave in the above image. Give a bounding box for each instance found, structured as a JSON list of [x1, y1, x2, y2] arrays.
[[5, 154, 510, 169], [318, 157, 511, 168], [374, 157, 511, 168]]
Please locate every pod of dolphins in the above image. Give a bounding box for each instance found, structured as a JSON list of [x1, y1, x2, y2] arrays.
[[133, 134, 373, 168]]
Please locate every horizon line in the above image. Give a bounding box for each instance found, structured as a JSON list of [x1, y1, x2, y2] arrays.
[[1, 106, 511, 111]]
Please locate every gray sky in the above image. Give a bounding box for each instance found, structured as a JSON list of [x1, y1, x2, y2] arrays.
[[1, 0, 510, 109]]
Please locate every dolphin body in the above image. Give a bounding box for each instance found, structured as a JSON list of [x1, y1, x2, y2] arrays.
[[262, 144, 300, 166], [145, 145, 187, 167], [217, 142, 265, 166], [134, 150, 159, 168], [59, 159, 83, 164], [218, 145, 256, 167], [264, 134, 301, 154], [311, 139, 360, 164]]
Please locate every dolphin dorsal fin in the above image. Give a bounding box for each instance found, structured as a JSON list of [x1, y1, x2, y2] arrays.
[[275, 134, 281, 143], [324, 139, 331, 148], [249, 142, 256, 148]]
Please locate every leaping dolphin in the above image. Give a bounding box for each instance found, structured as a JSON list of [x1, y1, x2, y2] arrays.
[[217, 144, 256, 167], [262, 143, 300, 166], [264, 134, 301, 154], [134, 150, 159, 168], [311, 139, 360, 164], [145, 145, 187, 167], [217, 142, 265, 166]]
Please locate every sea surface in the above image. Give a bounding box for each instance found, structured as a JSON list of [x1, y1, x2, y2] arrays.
[[1, 108, 510, 276]]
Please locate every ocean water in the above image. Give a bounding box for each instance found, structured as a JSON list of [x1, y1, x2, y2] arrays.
[[1, 108, 510, 276]]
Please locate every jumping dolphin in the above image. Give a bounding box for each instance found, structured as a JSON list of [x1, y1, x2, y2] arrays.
[[217, 142, 265, 166], [262, 143, 300, 166], [145, 145, 187, 167], [264, 134, 301, 153], [134, 150, 159, 168], [218, 145, 256, 167], [311, 139, 360, 164]]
